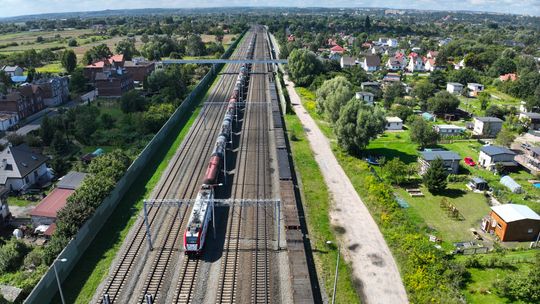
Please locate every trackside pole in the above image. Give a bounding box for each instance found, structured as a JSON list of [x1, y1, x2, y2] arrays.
[[102, 294, 110, 304], [276, 200, 281, 250], [212, 197, 216, 240], [143, 202, 153, 251]]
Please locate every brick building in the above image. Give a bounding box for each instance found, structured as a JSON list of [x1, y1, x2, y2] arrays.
[[0, 84, 45, 119], [124, 58, 155, 82], [84, 54, 134, 97]]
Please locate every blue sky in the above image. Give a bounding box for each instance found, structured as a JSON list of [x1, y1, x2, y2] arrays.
[[0, 0, 539, 18]]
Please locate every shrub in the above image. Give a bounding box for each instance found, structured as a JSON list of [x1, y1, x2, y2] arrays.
[[0, 239, 29, 272]]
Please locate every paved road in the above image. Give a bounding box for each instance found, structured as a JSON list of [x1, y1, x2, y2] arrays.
[[284, 76, 409, 304]]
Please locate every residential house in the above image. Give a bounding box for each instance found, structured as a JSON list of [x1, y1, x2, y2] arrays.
[[407, 54, 424, 72], [386, 53, 406, 70], [482, 204, 540, 242], [419, 150, 461, 175], [438, 38, 452, 47], [519, 112, 540, 130], [330, 45, 345, 55], [382, 73, 401, 85], [473, 117, 503, 137], [454, 59, 466, 70], [478, 146, 517, 170], [426, 51, 439, 59], [0, 112, 19, 131], [385, 117, 403, 130], [434, 124, 466, 136], [371, 45, 388, 55], [340, 56, 357, 69], [362, 55, 381, 72], [424, 58, 442, 72], [515, 145, 540, 175], [355, 92, 374, 105], [361, 82, 380, 91], [30, 171, 87, 232], [0, 144, 50, 191], [1, 65, 23, 77], [467, 83, 484, 97], [377, 38, 398, 48], [124, 58, 155, 83], [0, 86, 44, 120], [499, 73, 518, 82], [84, 54, 134, 97], [446, 82, 464, 95], [35, 76, 70, 106]]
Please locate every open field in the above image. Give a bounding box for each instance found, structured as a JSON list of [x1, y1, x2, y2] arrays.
[[201, 34, 236, 45]]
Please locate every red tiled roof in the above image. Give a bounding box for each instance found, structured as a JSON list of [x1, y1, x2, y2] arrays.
[[44, 223, 56, 236], [30, 188, 75, 218], [499, 73, 518, 81], [85, 61, 106, 68], [109, 54, 124, 63], [408, 52, 418, 58], [330, 45, 345, 52]]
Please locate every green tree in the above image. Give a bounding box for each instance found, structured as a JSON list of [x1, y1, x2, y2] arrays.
[[382, 158, 408, 185], [493, 252, 540, 303], [423, 158, 448, 193], [364, 16, 371, 30], [288, 49, 322, 87], [413, 81, 437, 102], [429, 70, 447, 88], [495, 129, 516, 147], [489, 57, 516, 77], [478, 92, 490, 110], [448, 68, 479, 85], [526, 85, 540, 112], [428, 91, 460, 115], [0, 238, 29, 272], [67, 38, 78, 47], [100, 113, 115, 129], [383, 82, 405, 109], [409, 116, 439, 149], [185, 35, 205, 57], [69, 67, 87, 93], [316, 76, 353, 121], [82, 44, 112, 65], [50, 131, 67, 156], [115, 38, 137, 61], [119, 90, 147, 113], [143, 103, 175, 133], [392, 104, 413, 122], [335, 99, 386, 154], [485, 105, 507, 119], [61, 49, 77, 73], [39, 115, 55, 145]]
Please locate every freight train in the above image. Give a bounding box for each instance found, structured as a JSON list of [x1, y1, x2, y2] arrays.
[[184, 35, 256, 255]]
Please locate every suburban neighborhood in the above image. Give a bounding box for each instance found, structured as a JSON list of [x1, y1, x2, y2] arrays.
[[0, 3, 539, 304]]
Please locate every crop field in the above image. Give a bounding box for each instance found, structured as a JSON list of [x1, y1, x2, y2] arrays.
[[0, 28, 92, 53]]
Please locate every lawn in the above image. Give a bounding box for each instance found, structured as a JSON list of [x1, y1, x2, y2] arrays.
[[7, 196, 38, 207], [397, 183, 491, 242], [366, 131, 418, 164], [285, 111, 361, 303], [35, 62, 64, 74]]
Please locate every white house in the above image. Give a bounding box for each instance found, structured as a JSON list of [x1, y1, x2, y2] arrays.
[[340, 56, 358, 69], [385, 117, 403, 130], [446, 82, 464, 94], [467, 83, 484, 97], [0, 112, 19, 131], [362, 55, 381, 72], [424, 58, 442, 72], [407, 56, 424, 72], [454, 59, 466, 70], [434, 124, 466, 136], [378, 38, 398, 47], [478, 146, 516, 171], [356, 92, 374, 105], [0, 144, 50, 191], [473, 117, 503, 138]]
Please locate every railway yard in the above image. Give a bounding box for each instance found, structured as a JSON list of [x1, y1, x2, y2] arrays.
[[93, 26, 316, 304]]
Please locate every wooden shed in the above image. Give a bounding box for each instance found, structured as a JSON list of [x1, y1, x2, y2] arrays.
[[482, 204, 540, 242]]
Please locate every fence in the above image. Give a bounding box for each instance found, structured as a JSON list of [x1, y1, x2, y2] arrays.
[[24, 30, 246, 304]]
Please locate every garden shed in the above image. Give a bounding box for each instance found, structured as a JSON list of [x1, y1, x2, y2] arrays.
[[499, 175, 522, 193], [469, 177, 488, 191], [422, 112, 435, 121]]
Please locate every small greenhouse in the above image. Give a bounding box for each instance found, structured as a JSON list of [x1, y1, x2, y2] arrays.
[[500, 175, 522, 194]]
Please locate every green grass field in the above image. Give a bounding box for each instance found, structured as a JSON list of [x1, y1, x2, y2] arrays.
[[35, 62, 64, 74], [456, 250, 537, 304], [285, 111, 361, 303]]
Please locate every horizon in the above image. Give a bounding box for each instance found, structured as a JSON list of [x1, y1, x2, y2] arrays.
[[0, 1, 539, 19]]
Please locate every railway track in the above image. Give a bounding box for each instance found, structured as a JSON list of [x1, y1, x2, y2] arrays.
[[96, 31, 255, 304]]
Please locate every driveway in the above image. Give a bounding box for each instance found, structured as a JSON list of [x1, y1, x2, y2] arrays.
[[283, 76, 408, 304]]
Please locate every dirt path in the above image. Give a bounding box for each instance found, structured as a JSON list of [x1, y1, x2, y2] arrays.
[[284, 76, 408, 304]]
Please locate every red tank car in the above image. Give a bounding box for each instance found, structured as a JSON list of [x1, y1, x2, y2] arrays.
[[203, 155, 221, 185]]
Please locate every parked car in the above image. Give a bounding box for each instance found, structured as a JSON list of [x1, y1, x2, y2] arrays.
[[464, 157, 476, 166]]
